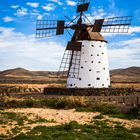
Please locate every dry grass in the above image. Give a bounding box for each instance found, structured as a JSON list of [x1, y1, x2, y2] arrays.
[[112, 83, 140, 89]]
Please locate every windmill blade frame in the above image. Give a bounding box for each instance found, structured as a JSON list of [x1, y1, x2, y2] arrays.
[[101, 16, 132, 33], [36, 20, 65, 38]]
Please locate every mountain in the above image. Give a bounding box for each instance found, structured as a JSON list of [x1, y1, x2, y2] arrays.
[[0, 68, 38, 77], [110, 66, 140, 82], [0, 67, 139, 82], [0, 68, 59, 78]]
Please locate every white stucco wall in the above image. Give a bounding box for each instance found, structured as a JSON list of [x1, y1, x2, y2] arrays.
[[67, 40, 110, 88]]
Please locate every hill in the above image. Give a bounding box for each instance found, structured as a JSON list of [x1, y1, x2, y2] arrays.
[[110, 66, 140, 82], [0, 68, 38, 77], [0, 68, 58, 78], [0, 67, 139, 82]]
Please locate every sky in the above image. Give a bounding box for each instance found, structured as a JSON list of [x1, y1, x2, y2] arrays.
[[0, 0, 140, 71]]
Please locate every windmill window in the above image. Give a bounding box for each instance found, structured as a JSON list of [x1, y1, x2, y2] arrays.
[[99, 45, 102, 47], [91, 45, 94, 47], [91, 54, 93, 56], [96, 77, 100, 80], [102, 53, 104, 55], [79, 78, 82, 81], [97, 71, 100, 73], [70, 84, 73, 87], [91, 61, 93, 63], [102, 84, 104, 86], [89, 69, 92, 71], [81, 66, 83, 69], [88, 84, 91, 86], [103, 68, 105, 70], [97, 54, 99, 56], [98, 61, 101, 64]]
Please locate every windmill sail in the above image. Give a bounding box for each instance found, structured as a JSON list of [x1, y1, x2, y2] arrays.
[[77, 3, 90, 13], [36, 20, 65, 38], [59, 42, 82, 78], [101, 16, 132, 33]]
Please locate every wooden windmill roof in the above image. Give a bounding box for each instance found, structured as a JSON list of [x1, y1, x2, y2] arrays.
[[77, 27, 107, 42]]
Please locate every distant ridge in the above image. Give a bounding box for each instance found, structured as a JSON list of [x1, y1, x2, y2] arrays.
[[0, 68, 37, 77], [0, 67, 140, 82], [110, 66, 140, 82]]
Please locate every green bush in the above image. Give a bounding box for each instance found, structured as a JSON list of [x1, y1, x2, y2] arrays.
[[93, 114, 104, 119], [76, 104, 120, 115], [40, 98, 66, 109]]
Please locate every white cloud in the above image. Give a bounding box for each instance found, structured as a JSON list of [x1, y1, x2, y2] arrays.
[[11, 5, 19, 9], [42, 3, 56, 11], [26, 2, 39, 8], [15, 8, 28, 16], [0, 27, 65, 71], [37, 14, 43, 20], [66, 0, 76, 6], [85, 7, 114, 24], [30, 9, 50, 19], [129, 26, 140, 34], [30, 9, 42, 19], [0, 26, 139, 71], [3, 16, 14, 22], [119, 38, 140, 47], [51, 0, 63, 5], [108, 38, 140, 69]]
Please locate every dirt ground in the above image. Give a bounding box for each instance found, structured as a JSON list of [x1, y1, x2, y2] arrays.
[[0, 82, 140, 89], [0, 108, 140, 137]]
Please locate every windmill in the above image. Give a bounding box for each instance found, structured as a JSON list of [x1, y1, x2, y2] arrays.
[[36, 0, 132, 88]]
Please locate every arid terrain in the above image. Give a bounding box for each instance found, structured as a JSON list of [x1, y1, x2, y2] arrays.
[[0, 67, 140, 139], [0, 66, 140, 89]]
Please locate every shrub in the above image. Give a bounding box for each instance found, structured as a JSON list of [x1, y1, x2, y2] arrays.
[[93, 114, 104, 119], [65, 96, 87, 108], [24, 100, 34, 107], [127, 107, 140, 119]]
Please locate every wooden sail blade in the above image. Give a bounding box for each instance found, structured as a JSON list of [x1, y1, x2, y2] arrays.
[[66, 42, 82, 51], [56, 20, 65, 35], [77, 3, 90, 13], [92, 19, 104, 32]]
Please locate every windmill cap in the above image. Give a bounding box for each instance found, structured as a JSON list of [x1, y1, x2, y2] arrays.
[[78, 26, 107, 43], [89, 31, 107, 42]]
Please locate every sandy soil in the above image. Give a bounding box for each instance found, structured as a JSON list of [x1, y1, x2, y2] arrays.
[[4, 108, 140, 127], [0, 108, 140, 137], [4, 108, 100, 124]]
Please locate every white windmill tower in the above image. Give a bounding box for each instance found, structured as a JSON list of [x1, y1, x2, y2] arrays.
[[36, 0, 132, 88]]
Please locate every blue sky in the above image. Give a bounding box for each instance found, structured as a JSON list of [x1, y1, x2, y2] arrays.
[[0, 0, 140, 71]]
